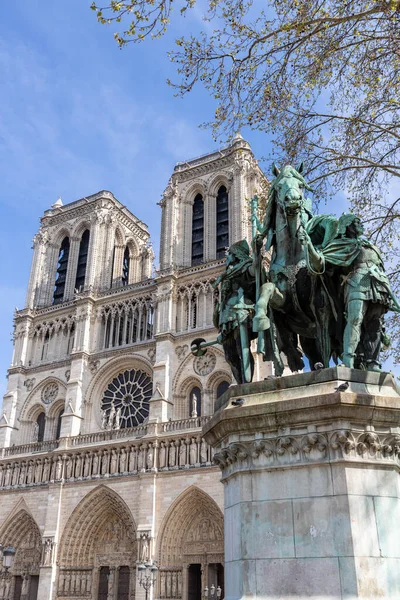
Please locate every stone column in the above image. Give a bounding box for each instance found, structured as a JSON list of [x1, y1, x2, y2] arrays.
[[204, 366, 400, 599]]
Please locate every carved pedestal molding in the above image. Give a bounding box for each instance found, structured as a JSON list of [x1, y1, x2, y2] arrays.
[[203, 367, 400, 599]]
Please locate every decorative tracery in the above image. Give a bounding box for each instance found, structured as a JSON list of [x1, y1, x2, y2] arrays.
[[101, 369, 152, 429]]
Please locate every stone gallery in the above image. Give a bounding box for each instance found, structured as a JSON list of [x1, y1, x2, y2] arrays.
[[2, 131, 400, 600], [0, 134, 266, 600]]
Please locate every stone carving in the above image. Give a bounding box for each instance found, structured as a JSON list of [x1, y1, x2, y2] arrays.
[[139, 532, 150, 563], [101, 369, 152, 429], [213, 430, 400, 470], [0, 436, 215, 489], [147, 347, 156, 363], [175, 345, 188, 359], [24, 378, 36, 391], [88, 360, 100, 374], [190, 394, 198, 418], [32, 422, 39, 443], [41, 382, 59, 404], [42, 538, 55, 566], [194, 352, 216, 376], [65, 370, 71, 382]]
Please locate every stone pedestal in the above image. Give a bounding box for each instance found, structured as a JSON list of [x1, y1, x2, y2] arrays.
[[203, 367, 400, 599]]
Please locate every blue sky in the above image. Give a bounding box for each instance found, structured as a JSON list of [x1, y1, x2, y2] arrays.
[[0, 1, 393, 396]]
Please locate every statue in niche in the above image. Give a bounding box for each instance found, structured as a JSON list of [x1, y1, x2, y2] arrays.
[[159, 441, 166, 469], [92, 452, 99, 475], [189, 438, 197, 465], [101, 450, 109, 475], [108, 405, 116, 430], [26, 460, 34, 484], [140, 533, 150, 563], [147, 443, 154, 470], [107, 568, 115, 597], [191, 393, 198, 418], [83, 454, 91, 478], [34, 460, 42, 484], [200, 439, 208, 463], [119, 448, 127, 472], [4, 577, 11, 600], [32, 422, 39, 442], [114, 407, 121, 430], [42, 538, 53, 566], [101, 410, 107, 430], [19, 462, 27, 485], [12, 464, 20, 486], [168, 441, 176, 468], [171, 573, 177, 597], [42, 457, 50, 481], [110, 450, 118, 474], [21, 574, 29, 598], [55, 456, 63, 480], [4, 464, 11, 487], [129, 446, 138, 472], [137, 445, 145, 471], [179, 439, 187, 466], [74, 454, 82, 478]]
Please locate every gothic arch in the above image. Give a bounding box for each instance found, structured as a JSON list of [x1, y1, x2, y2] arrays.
[[208, 174, 231, 196], [0, 508, 42, 575], [71, 220, 91, 239], [206, 370, 232, 402], [59, 485, 137, 567], [52, 226, 71, 248], [21, 377, 67, 420], [172, 346, 225, 395], [183, 181, 207, 205], [114, 225, 125, 246], [157, 486, 224, 567]]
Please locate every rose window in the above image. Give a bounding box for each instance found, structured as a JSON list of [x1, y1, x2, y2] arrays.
[[101, 369, 152, 428]]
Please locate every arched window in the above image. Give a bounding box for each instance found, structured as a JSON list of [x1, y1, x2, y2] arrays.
[[67, 324, 75, 355], [216, 185, 229, 258], [75, 229, 90, 292], [41, 331, 50, 361], [36, 412, 46, 443], [217, 380, 230, 400], [53, 237, 70, 304], [191, 194, 204, 265], [189, 386, 201, 417], [122, 247, 130, 286], [55, 409, 64, 440]]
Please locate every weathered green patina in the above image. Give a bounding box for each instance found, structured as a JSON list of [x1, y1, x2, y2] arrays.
[[192, 164, 400, 382]]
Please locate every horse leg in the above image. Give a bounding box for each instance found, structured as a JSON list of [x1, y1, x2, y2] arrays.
[[299, 336, 323, 370], [222, 333, 243, 384], [253, 282, 284, 332]]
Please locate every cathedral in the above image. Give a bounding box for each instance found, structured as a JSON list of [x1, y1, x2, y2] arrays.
[[0, 135, 267, 600]]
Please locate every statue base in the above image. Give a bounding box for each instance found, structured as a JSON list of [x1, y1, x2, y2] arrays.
[[203, 367, 400, 599]]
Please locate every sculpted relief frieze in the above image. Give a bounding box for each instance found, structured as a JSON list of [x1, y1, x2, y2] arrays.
[[213, 429, 400, 473]]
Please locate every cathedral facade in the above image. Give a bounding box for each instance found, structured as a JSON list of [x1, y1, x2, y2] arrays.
[[0, 135, 266, 600]]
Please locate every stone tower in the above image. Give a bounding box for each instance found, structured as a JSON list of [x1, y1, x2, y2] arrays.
[[0, 137, 265, 600]]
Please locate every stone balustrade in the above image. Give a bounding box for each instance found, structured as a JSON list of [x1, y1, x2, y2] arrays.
[[3, 440, 59, 457], [1, 418, 212, 458], [0, 434, 214, 490], [161, 416, 211, 433], [68, 424, 149, 447]]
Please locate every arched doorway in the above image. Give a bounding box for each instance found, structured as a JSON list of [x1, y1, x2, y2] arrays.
[[0, 509, 41, 600], [58, 486, 137, 600], [158, 487, 224, 600]]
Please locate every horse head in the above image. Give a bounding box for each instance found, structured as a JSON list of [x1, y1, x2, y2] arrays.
[[271, 163, 312, 216]]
